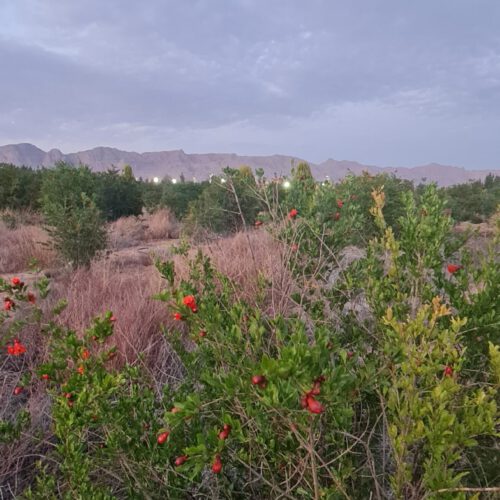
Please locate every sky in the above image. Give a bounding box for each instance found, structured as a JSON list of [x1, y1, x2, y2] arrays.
[[1, 0, 500, 169]]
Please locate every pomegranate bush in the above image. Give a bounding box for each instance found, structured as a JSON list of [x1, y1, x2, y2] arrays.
[[1, 183, 499, 498], [154, 251, 362, 497]]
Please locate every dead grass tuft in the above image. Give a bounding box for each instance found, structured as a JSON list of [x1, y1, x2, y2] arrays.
[[52, 259, 181, 382], [0, 220, 58, 273], [107, 210, 180, 250], [108, 216, 146, 249], [201, 230, 295, 316], [144, 209, 180, 241]]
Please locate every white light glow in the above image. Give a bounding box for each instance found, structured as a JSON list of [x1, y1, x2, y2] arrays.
[[172, 178, 177, 184], [283, 180, 291, 189], [153, 177, 159, 184]]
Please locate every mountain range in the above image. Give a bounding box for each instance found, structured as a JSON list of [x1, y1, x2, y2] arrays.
[[1, 143, 498, 187]]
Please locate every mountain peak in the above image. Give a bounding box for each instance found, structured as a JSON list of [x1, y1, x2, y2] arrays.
[[0, 143, 498, 187]]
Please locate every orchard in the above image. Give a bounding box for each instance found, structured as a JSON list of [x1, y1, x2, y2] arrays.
[[1, 178, 499, 499]]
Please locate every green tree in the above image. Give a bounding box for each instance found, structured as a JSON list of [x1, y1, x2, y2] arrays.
[[41, 163, 106, 267], [122, 164, 135, 181], [0, 164, 43, 211], [186, 168, 261, 234], [443, 176, 500, 222], [40, 162, 97, 211], [161, 181, 205, 219], [287, 162, 316, 214], [141, 179, 164, 211], [95, 168, 143, 221]]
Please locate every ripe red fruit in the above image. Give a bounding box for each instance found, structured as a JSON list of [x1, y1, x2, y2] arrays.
[[254, 220, 263, 227], [444, 365, 454, 377], [81, 349, 90, 360], [64, 392, 72, 399], [41, 374, 50, 381], [291, 243, 299, 252], [183, 295, 198, 313], [212, 455, 223, 474], [110, 315, 117, 323], [171, 406, 181, 413], [333, 212, 341, 221], [7, 339, 26, 356], [77, 365, 85, 375], [175, 455, 188, 467], [288, 208, 298, 219], [4, 298, 14, 311], [300, 395, 309, 409], [199, 330, 207, 338], [173, 312, 183, 321], [157, 431, 169, 444], [251, 375, 267, 388], [11, 277, 21, 286], [218, 429, 229, 440], [337, 199, 344, 209], [218, 424, 231, 440], [27, 292, 36, 304], [306, 397, 325, 414], [13, 386, 24, 395], [447, 264, 462, 274]]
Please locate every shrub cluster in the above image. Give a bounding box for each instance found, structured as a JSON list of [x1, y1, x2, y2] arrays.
[[1, 184, 499, 498]]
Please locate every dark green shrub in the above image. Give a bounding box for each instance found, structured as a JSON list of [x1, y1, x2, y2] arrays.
[[41, 163, 106, 267]]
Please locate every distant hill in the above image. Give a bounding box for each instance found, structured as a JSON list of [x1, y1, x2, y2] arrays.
[[1, 143, 498, 187]]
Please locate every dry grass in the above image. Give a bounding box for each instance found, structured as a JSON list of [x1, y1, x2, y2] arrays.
[[143, 209, 180, 241], [51, 259, 181, 382], [0, 221, 58, 274], [51, 230, 289, 367], [0, 209, 44, 228], [107, 209, 180, 250], [107, 215, 146, 249], [0, 208, 180, 275], [199, 230, 295, 316]]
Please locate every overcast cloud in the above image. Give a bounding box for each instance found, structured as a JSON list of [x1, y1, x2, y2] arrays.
[[1, 0, 500, 168]]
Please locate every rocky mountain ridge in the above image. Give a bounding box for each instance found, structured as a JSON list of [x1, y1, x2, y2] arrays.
[[1, 143, 498, 186]]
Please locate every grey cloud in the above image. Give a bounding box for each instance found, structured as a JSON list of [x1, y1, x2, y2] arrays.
[[1, 0, 499, 167]]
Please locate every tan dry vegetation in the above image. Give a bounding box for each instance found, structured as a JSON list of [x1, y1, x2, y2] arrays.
[[51, 259, 182, 384], [107, 215, 146, 249], [0, 207, 180, 274], [0, 220, 58, 273], [143, 208, 180, 241], [48, 229, 293, 371], [193, 229, 295, 316], [108, 209, 180, 250]]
